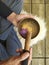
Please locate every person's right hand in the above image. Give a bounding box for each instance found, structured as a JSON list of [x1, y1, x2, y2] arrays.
[[7, 52, 29, 65], [0, 50, 29, 65]]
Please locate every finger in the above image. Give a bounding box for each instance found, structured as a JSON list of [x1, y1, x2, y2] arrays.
[[18, 52, 29, 62], [28, 48, 32, 65], [16, 49, 23, 53], [30, 47, 32, 59], [20, 14, 34, 19], [17, 14, 34, 22]]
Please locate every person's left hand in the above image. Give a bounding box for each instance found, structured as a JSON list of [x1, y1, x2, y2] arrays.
[[7, 12, 34, 26]]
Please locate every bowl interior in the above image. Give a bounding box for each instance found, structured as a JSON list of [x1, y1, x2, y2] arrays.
[[18, 18, 40, 39]]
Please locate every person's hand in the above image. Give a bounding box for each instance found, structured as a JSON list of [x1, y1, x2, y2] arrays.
[[0, 48, 32, 65], [15, 14, 34, 27], [0, 51, 29, 65], [16, 47, 32, 65], [6, 51, 29, 65], [7, 12, 34, 26]]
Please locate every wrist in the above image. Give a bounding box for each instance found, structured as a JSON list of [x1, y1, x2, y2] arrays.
[[7, 12, 18, 26]]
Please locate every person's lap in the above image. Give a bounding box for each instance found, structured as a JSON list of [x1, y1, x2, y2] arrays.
[[0, 28, 22, 61]]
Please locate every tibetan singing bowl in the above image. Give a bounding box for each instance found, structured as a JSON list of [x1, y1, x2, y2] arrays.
[[18, 18, 40, 39]]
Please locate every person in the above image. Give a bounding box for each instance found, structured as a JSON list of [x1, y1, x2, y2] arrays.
[[0, 0, 33, 65]]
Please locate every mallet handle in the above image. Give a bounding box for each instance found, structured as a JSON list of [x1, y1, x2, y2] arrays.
[[25, 32, 32, 50], [22, 32, 32, 65]]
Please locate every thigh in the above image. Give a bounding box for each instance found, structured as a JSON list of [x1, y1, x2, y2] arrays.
[[6, 28, 22, 56], [0, 43, 9, 61], [11, 0, 24, 14]]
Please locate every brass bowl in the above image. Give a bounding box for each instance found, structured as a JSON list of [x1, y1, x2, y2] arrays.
[[18, 18, 40, 39]]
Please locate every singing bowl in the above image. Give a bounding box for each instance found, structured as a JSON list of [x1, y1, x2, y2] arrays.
[[18, 18, 40, 39]]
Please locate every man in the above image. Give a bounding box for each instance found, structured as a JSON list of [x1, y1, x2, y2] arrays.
[[0, 0, 33, 65]]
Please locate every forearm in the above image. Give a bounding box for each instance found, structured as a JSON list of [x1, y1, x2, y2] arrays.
[[7, 12, 18, 26], [0, 0, 18, 26]]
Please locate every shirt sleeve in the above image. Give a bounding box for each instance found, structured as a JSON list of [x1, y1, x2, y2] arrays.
[[0, 0, 13, 19]]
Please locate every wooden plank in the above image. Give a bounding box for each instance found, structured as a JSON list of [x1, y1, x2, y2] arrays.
[[32, 0, 44, 3], [32, 41, 45, 57], [31, 4, 46, 57], [23, 3, 31, 13], [32, 4, 45, 18], [32, 59, 44, 65], [24, 0, 31, 4], [46, 0, 49, 4], [46, 4, 49, 57], [46, 59, 49, 65]]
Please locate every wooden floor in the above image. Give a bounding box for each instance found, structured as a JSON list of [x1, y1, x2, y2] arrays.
[[23, 0, 49, 65]]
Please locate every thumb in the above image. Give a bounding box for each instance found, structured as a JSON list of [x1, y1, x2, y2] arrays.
[[18, 52, 29, 62]]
